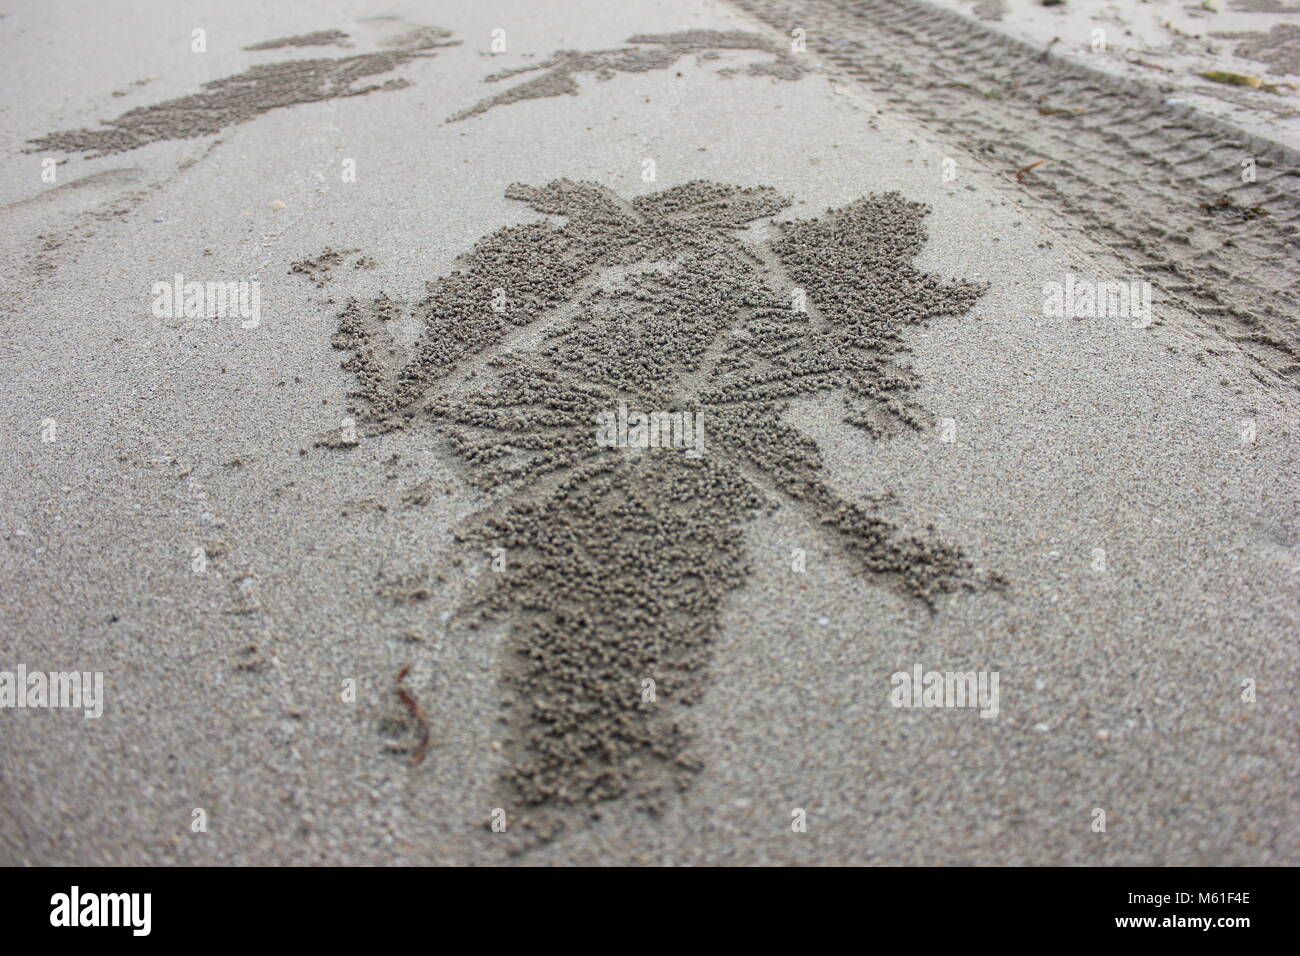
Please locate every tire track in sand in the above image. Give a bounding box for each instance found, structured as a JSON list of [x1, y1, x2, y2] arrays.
[[730, 0, 1300, 388]]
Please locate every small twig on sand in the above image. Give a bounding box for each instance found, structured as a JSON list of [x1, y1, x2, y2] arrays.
[[1016, 159, 1048, 183], [396, 664, 433, 766]]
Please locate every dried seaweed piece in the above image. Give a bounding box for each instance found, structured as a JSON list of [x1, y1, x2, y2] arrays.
[[1015, 159, 1048, 182], [395, 664, 432, 766]]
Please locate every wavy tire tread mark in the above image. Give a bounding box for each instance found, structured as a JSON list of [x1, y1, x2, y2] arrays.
[[729, 0, 1300, 384]]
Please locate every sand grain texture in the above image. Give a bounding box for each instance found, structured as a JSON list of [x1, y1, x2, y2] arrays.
[[0, 0, 1295, 866]]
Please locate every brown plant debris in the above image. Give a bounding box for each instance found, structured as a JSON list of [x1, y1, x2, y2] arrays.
[[1015, 158, 1048, 182], [395, 664, 432, 766]]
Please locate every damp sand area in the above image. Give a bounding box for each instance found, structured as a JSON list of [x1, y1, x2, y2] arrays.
[[0, 0, 1296, 865]]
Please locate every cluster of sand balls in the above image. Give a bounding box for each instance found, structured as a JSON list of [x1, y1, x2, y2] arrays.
[[315, 179, 990, 843], [28, 32, 455, 157], [448, 30, 808, 123]]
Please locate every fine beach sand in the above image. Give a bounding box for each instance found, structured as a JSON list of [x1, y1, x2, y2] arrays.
[[932, 0, 1300, 151], [1, 0, 1296, 865]]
